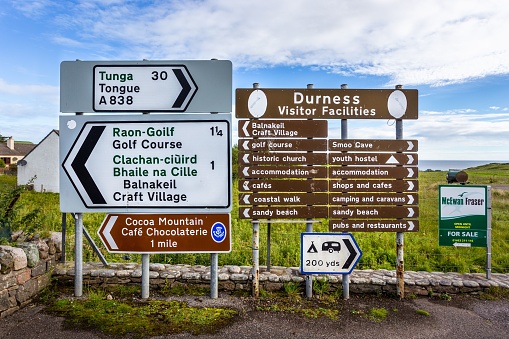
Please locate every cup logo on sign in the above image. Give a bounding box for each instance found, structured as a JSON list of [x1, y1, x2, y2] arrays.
[[387, 90, 408, 119], [211, 222, 227, 243]]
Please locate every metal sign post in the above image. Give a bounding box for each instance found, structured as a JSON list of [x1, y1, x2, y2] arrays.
[[60, 59, 232, 299], [236, 84, 419, 299]]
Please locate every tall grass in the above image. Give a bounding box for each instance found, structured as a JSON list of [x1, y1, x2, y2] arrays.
[[1, 162, 509, 273]]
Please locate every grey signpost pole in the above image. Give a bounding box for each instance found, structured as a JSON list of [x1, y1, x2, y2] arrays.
[[61, 213, 66, 263], [74, 109, 84, 298], [211, 253, 218, 298], [141, 254, 150, 299], [252, 82, 260, 298], [141, 111, 151, 300], [395, 85, 405, 299], [75, 213, 83, 297], [305, 84, 314, 299], [340, 83, 350, 300], [253, 221, 259, 297]]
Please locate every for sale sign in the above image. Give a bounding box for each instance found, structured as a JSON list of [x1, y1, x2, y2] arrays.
[[438, 185, 489, 247]]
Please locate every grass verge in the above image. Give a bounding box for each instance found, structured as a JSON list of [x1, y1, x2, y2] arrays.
[[41, 286, 238, 337]]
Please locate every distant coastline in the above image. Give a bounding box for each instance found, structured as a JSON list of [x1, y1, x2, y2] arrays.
[[419, 160, 508, 171]]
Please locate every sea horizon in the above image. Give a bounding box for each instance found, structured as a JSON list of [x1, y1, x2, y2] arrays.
[[418, 160, 508, 171]]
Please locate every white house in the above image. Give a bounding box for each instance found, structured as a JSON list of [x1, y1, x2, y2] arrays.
[[17, 130, 60, 193]]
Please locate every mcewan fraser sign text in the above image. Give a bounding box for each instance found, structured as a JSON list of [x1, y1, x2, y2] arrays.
[[438, 185, 489, 247], [236, 89, 418, 119]]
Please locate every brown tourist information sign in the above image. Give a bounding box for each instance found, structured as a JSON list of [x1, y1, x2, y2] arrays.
[[239, 138, 327, 152], [328, 166, 417, 179], [97, 213, 231, 253], [328, 153, 417, 166], [239, 165, 327, 179], [236, 88, 418, 120], [329, 206, 418, 219], [239, 193, 328, 206], [239, 206, 328, 219], [239, 152, 327, 165], [328, 139, 418, 152], [236, 87, 419, 232], [329, 193, 418, 206], [238, 119, 328, 138], [239, 179, 328, 193], [329, 179, 418, 192], [329, 219, 419, 232]]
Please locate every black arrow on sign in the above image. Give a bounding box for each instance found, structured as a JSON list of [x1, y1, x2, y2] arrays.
[[173, 68, 192, 109], [342, 238, 357, 269], [71, 125, 106, 204]]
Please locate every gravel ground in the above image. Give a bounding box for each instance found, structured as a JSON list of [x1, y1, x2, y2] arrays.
[[1, 293, 509, 338]]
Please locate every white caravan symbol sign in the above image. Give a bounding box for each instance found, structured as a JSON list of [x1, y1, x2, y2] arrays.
[[300, 233, 362, 274], [60, 114, 231, 212]]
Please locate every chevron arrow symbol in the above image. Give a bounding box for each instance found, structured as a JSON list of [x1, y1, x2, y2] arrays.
[[243, 195, 251, 204], [102, 215, 119, 250], [69, 125, 106, 204], [242, 121, 250, 136]]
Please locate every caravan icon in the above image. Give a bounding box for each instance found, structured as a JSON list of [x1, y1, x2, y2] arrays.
[[322, 241, 341, 253]]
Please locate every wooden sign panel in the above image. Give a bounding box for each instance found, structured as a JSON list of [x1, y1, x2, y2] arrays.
[[329, 179, 418, 192], [238, 119, 328, 138], [328, 139, 418, 152], [328, 166, 417, 179], [239, 193, 328, 206], [239, 152, 327, 165], [97, 213, 231, 253], [239, 138, 327, 152], [329, 219, 419, 232], [329, 193, 418, 206], [328, 153, 417, 166], [239, 166, 327, 179], [239, 179, 328, 192], [236, 88, 418, 119], [239, 206, 328, 219], [329, 206, 418, 219]]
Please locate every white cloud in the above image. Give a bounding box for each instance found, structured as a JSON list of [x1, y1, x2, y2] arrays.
[[0, 79, 59, 142], [11, 0, 58, 17], [46, 0, 509, 87], [0, 79, 58, 95], [406, 110, 509, 160]]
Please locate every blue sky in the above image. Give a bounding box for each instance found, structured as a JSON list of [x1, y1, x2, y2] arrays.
[[1, 0, 509, 161]]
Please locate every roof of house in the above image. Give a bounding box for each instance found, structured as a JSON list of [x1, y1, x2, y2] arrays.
[[19, 129, 59, 160], [0, 140, 37, 157]]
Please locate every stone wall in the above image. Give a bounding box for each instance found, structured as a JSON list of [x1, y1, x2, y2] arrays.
[[0, 232, 62, 318], [52, 262, 509, 297], [2, 231, 509, 319]]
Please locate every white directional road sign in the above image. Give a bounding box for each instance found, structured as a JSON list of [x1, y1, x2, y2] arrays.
[[301, 233, 362, 274], [93, 65, 197, 112], [59, 114, 232, 212], [60, 60, 232, 113]]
